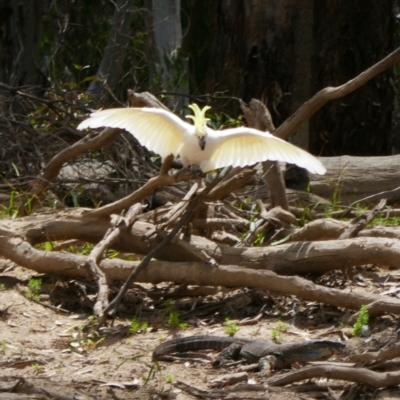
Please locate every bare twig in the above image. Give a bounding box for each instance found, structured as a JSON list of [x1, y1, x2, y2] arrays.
[[338, 198, 387, 239], [103, 169, 229, 318], [88, 155, 205, 219], [347, 342, 400, 364], [86, 203, 145, 321]]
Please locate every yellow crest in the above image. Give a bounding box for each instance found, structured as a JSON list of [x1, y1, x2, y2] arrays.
[[186, 103, 211, 134]]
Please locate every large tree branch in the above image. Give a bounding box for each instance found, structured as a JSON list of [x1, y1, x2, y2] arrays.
[[0, 235, 399, 316], [1, 209, 400, 275], [18, 127, 122, 215], [276, 46, 400, 140]]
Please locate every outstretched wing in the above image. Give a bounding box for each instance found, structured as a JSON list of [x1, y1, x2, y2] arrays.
[[203, 127, 326, 175], [78, 108, 192, 159]]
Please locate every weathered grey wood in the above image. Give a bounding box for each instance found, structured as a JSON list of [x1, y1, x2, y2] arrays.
[[2, 233, 400, 316], [310, 155, 400, 204], [2, 208, 400, 275]]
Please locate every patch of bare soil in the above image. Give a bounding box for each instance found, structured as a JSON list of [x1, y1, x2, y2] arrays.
[[0, 264, 399, 400]]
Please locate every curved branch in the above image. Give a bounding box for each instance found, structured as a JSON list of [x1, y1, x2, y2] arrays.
[[276, 46, 400, 140], [267, 365, 400, 388], [2, 210, 400, 276], [18, 127, 122, 215], [1, 235, 400, 315]]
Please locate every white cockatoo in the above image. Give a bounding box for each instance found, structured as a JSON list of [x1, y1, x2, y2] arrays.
[[77, 104, 326, 175]]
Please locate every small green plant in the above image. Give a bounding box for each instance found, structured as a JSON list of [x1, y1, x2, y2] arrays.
[[206, 108, 243, 130], [352, 305, 369, 337], [26, 278, 42, 301], [271, 328, 282, 344], [355, 202, 369, 217], [299, 206, 312, 224], [143, 361, 161, 386], [331, 190, 339, 207], [69, 189, 80, 207], [165, 374, 174, 383], [79, 242, 94, 255], [253, 231, 266, 246], [323, 203, 335, 218], [130, 316, 149, 335], [168, 311, 188, 329], [162, 299, 174, 313], [3, 190, 20, 219], [106, 249, 120, 259], [271, 320, 289, 344], [224, 318, 239, 336], [31, 362, 44, 374], [369, 214, 400, 228], [1, 339, 7, 354], [70, 318, 105, 351], [81, 336, 105, 349], [0, 283, 6, 291]]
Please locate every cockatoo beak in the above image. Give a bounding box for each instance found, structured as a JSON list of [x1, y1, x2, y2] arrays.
[[198, 136, 206, 150]]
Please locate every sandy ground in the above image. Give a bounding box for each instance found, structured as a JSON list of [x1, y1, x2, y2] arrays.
[[1, 264, 400, 399]]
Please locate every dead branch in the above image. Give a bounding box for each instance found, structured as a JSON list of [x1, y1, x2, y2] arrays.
[[267, 364, 400, 388], [276, 46, 400, 140], [192, 218, 250, 231], [1, 235, 400, 315], [86, 203, 145, 320], [347, 343, 400, 364], [292, 217, 400, 242], [2, 209, 400, 275], [206, 167, 256, 202], [17, 127, 122, 215], [128, 89, 170, 109], [308, 155, 400, 205], [157, 182, 199, 229], [103, 168, 230, 316], [239, 206, 295, 246], [338, 199, 386, 239], [88, 156, 206, 218]]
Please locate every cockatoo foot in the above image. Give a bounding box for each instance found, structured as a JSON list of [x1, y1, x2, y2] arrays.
[[174, 166, 206, 180]]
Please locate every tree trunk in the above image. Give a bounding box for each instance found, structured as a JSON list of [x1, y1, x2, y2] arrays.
[[87, 0, 134, 104], [311, 0, 395, 156], [206, 0, 297, 125], [204, 0, 395, 156], [0, 0, 45, 87], [145, 0, 189, 109], [290, 0, 313, 150]]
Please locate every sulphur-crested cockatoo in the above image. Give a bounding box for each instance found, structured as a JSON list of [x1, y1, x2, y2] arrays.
[[78, 104, 326, 175]]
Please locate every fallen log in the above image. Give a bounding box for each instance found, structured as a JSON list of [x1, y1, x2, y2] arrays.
[[310, 155, 400, 205], [1, 209, 400, 275], [0, 234, 399, 316]]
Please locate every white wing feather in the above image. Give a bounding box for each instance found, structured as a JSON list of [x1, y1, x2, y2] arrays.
[[203, 127, 326, 175], [78, 108, 192, 160], [78, 108, 326, 175]]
